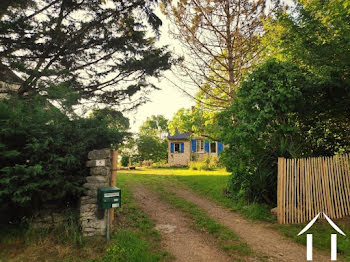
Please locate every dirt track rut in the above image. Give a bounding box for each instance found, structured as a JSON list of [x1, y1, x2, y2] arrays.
[[172, 186, 335, 262], [132, 185, 233, 262]]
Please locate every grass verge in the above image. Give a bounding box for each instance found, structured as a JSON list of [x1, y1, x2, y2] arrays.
[[92, 183, 173, 262], [0, 211, 106, 262]]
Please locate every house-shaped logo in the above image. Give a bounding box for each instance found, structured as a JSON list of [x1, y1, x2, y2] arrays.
[[297, 212, 346, 261]]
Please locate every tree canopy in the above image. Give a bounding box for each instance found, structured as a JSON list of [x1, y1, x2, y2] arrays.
[[220, 0, 350, 203], [162, 0, 282, 109], [139, 114, 168, 139], [0, 0, 173, 109]]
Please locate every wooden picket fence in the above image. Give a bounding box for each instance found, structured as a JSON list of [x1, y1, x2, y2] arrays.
[[277, 154, 350, 224]]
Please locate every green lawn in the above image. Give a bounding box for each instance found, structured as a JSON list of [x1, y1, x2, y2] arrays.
[[118, 168, 273, 221], [119, 167, 229, 176], [92, 183, 173, 262]]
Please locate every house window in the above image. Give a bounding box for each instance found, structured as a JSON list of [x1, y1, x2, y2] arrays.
[[174, 143, 180, 153], [210, 142, 216, 153], [196, 140, 204, 152]]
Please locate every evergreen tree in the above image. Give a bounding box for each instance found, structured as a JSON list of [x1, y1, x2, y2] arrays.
[[0, 0, 173, 109]]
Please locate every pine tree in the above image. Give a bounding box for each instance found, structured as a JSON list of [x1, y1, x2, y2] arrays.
[[0, 0, 173, 109]]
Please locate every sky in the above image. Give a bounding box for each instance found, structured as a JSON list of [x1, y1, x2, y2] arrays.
[[125, 7, 195, 133]]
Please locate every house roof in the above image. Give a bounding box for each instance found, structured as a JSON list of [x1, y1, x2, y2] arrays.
[[167, 131, 191, 140]]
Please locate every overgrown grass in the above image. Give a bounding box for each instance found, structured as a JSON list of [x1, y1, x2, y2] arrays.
[[154, 187, 251, 258], [0, 177, 171, 262], [93, 180, 173, 262], [97, 230, 165, 262], [0, 211, 106, 262]]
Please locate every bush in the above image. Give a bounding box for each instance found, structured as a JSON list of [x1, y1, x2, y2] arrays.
[[220, 60, 350, 204], [219, 60, 311, 203], [152, 160, 169, 168], [189, 156, 222, 171], [121, 155, 129, 167], [0, 97, 124, 221], [141, 160, 153, 167]]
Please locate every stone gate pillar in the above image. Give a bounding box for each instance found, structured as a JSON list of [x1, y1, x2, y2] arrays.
[[80, 149, 112, 236]]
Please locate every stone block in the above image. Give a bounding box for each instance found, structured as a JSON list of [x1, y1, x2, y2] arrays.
[[85, 189, 98, 197], [83, 182, 106, 190], [88, 149, 111, 160], [86, 176, 107, 184], [86, 159, 111, 168], [90, 167, 110, 176], [80, 196, 97, 205]]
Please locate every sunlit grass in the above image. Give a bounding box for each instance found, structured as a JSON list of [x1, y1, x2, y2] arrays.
[[117, 169, 274, 221], [118, 167, 229, 176]]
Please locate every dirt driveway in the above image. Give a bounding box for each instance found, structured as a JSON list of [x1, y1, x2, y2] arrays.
[[132, 185, 234, 262], [130, 183, 337, 262]]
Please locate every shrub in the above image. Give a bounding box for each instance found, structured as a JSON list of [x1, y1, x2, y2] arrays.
[[0, 97, 125, 221], [152, 160, 169, 168], [219, 60, 311, 203], [189, 159, 207, 171], [121, 155, 130, 167], [141, 160, 153, 167], [189, 156, 223, 171], [220, 59, 350, 204]]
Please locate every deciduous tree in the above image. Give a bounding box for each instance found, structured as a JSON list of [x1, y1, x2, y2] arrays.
[[162, 0, 280, 109]]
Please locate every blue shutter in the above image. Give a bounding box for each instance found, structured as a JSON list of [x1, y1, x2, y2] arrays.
[[191, 139, 196, 152], [217, 142, 224, 155], [170, 142, 174, 153], [180, 142, 184, 153], [204, 141, 209, 153]]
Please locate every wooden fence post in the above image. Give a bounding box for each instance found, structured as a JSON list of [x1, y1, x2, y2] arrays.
[[110, 150, 118, 228]]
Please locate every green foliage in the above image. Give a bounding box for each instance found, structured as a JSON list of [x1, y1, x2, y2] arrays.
[[121, 155, 130, 167], [168, 106, 219, 140], [219, 60, 313, 203], [139, 115, 168, 139], [90, 108, 130, 133], [136, 115, 169, 163], [100, 230, 163, 262], [189, 156, 221, 171], [0, 97, 124, 221], [0, 0, 173, 108], [221, 57, 350, 203], [220, 0, 350, 205], [136, 135, 167, 163]]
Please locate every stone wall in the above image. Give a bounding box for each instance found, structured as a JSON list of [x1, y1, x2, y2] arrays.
[[80, 149, 112, 236], [168, 140, 191, 166]]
